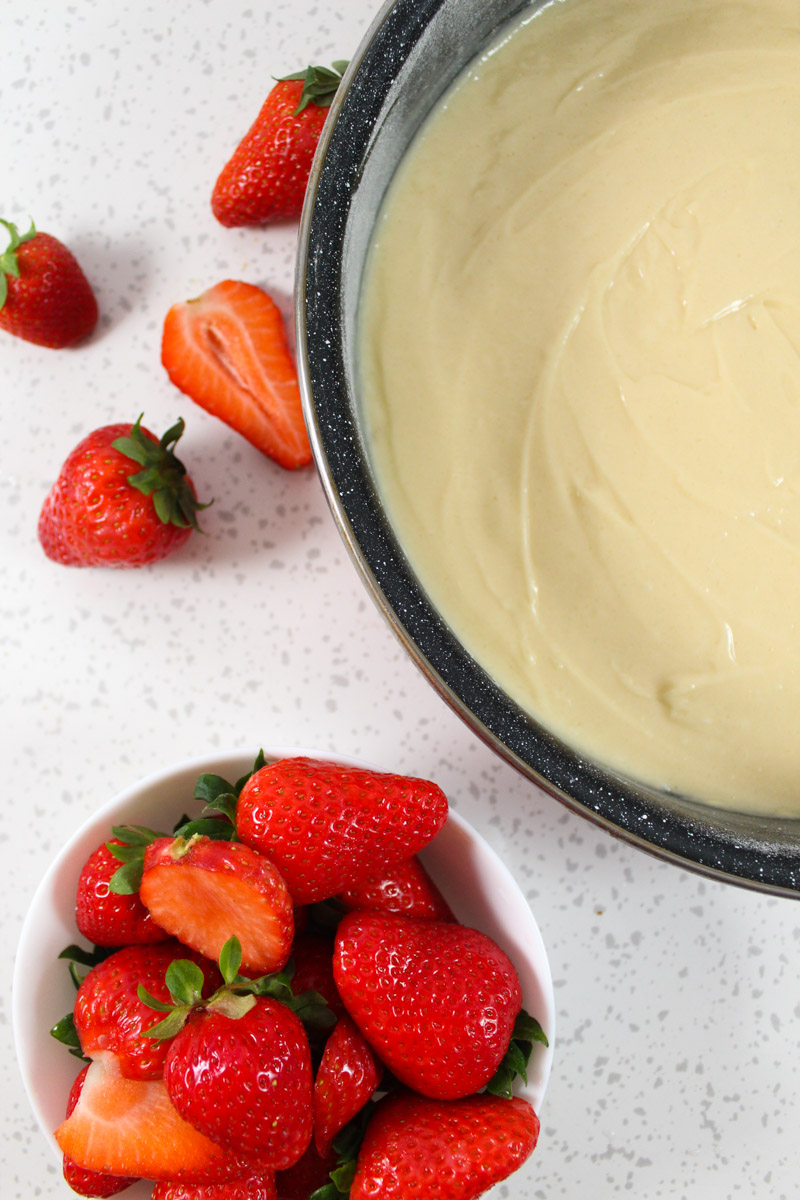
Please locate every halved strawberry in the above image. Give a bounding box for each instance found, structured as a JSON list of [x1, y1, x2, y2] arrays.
[[161, 280, 312, 469], [55, 1052, 251, 1183], [62, 1066, 138, 1198], [139, 835, 294, 976]]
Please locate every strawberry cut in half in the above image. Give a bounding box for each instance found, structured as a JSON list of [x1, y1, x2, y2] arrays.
[[161, 280, 312, 470], [62, 1066, 138, 1198], [54, 1051, 262, 1184], [139, 834, 294, 977]]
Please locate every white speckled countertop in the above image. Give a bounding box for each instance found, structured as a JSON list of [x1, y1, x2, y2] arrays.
[[2, 2, 799, 1198]]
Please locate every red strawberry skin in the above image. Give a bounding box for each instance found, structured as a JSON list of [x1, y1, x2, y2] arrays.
[[74, 941, 221, 1080], [139, 835, 294, 976], [62, 1066, 138, 1198], [235, 758, 449, 905], [337, 856, 455, 922], [76, 839, 169, 947], [350, 1091, 540, 1200], [274, 1142, 336, 1200], [38, 421, 198, 568], [313, 1013, 382, 1156], [0, 222, 98, 348], [150, 1170, 277, 1199], [164, 996, 313, 1167], [333, 911, 522, 1100], [211, 80, 328, 226], [161, 280, 311, 470]]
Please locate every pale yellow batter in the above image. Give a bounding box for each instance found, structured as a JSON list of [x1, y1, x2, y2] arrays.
[[359, 0, 800, 814]]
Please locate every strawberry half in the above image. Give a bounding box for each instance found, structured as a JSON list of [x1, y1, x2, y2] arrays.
[[161, 280, 312, 469], [350, 1091, 540, 1199], [235, 757, 449, 905], [0, 218, 98, 348], [333, 911, 522, 1100], [62, 1066, 138, 1198], [211, 63, 347, 227], [139, 834, 294, 976], [55, 1051, 254, 1184]]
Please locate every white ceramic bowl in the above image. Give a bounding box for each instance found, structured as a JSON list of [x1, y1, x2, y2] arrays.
[[13, 747, 555, 1196]]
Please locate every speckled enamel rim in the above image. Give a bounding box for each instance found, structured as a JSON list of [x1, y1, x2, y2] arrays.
[[295, 0, 800, 896]]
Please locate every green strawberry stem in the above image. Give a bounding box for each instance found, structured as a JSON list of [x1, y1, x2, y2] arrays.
[[106, 750, 271, 895], [139, 936, 335, 1040], [111, 414, 210, 531], [0, 217, 36, 309], [276, 61, 349, 114]]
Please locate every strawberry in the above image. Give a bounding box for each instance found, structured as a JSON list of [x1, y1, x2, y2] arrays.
[[73, 941, 221, 1080], [150, 1170, 277, 1200], [55, 1051, 259, 1184], [139, 834, 294, 976], [211, 63, 347, 227], [350, 1091, 540, 1199], [337, 856, 455, 921], [313, 1013, 383, 1157], [333, 911, 522, 1099], [161, 280, 312, 469], [235, 758, 449, 905], [164, 995, 313, 1166], [75, 838, 169, 947], [62, 1065, 138, 1198], [0, 218, 98, 347], [38, 415, 207, 568]]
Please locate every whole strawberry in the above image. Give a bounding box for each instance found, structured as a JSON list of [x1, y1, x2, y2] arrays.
[[211, 63, 347, 226], [164, 995, 313, 1167], [235, 757, 449, 905], [38, 415, 207, 568], [150, 1169, 278, 1199], [333, 911, 522, 1100], [350, 1091, 540, 1199], [73, 941, 221, 1080], [76, 838, 169, 947], [0, 218, 98, 347], [313, 1013, 382, 1156]]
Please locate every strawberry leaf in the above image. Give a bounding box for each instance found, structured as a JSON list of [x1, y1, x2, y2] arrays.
[[485, 1008, 548, 1098], [50, 1012, 88, 1061], [111, 414, 210, 532], [0, 218, 36, 311], [219, 936, 243, 985], [276, 62, 348, 114], [165, 959, 206, 1007]]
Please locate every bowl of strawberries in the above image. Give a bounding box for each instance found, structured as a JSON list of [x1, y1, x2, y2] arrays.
[[14, 747, 554, 1199]]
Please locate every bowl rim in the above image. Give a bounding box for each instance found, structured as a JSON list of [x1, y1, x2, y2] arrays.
[[294, 0, 800, 898], [13, 744, 555, 1172]]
